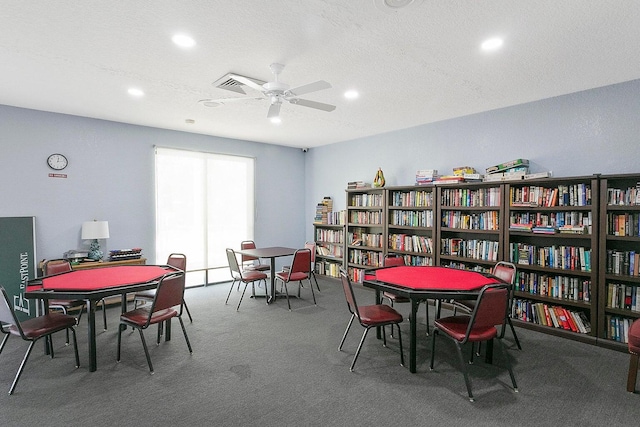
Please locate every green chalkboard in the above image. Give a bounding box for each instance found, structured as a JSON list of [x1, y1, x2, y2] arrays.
[[0, 217, 37, 321]]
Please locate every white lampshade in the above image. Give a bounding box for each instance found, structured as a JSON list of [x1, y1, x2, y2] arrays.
[[81, 220, 110, 240]]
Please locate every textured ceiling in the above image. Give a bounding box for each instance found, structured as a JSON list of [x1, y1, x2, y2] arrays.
[[1, 1, 639, 148]]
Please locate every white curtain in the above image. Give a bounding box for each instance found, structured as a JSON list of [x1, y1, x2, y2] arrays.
[[155, 147, 255, 286]]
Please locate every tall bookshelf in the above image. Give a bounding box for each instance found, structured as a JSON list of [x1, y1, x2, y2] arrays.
[[436, 182, 504, 272], [313, 223, 345, 279], [346, 188, 385, 282], [505, 176, 598, 342], [386, 186, 435, 266], [599, 173, 640, 350]]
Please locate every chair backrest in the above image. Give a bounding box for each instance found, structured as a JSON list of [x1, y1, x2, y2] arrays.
[[240, 240, 258, 263], [339, 268, 360, 319], [226, 248, 242, 279], [43, 259, 72, 276], [491, 261, 516, 284], [466, 284, 510, 340], [0, 286, 25, 338], [383, 255, 405, 268], [290, 248, 312, 275], [166, 253, 187, 271], [304, 241, 316, 263], [148, 274, 185, 321]]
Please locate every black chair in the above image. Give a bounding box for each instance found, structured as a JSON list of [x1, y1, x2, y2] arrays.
[[274, 248, 316, 310], [134, 253, 193, 322], [0, 286, 80, 395], [338, 268, 404, 371], [117, 273, 192, 373], [225, 248, 268, 310], [430, 283, 518, 401]]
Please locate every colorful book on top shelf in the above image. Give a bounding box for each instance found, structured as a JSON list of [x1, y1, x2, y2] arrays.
[[558, 225, 587, 234], [434, 175, 466, 184], [510, 223, 533, 232], [485, 158, 529, 174], [532, 226, 557, 234], [416, 169, 437, 185]]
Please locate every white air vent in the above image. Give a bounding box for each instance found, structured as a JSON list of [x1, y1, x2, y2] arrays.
[[212, 73, 266, 95]]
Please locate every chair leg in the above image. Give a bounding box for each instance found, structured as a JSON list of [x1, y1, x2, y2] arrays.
[[395, 322, 405, 367], [117, 323, 123, 362], [311, 271, 320, 292], [425, 300, 430, 336], [495, 338, 518, 392], [339, 314, 355, 351], [102, 300, 108, 330], [183, 299, 193, 323], [9, 340, 36, 395], [225, 279, 237, 305], [628, 353, 639, 392], [283, 281, 291, 311], [453, 341, 475, 402], [137, 328, 154, 373], [178, 316, 193, 353], [237, 283, 249, 311], [429, 329, 438, 370], [0, 333, 9, 354], [351, 327, 371, 371], [508, 317, 522, 350], [308, 278, 317, 305], [69, 327, 80, 368]]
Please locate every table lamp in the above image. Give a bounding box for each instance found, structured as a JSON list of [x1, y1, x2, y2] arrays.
[[82, 220, 110, 261]]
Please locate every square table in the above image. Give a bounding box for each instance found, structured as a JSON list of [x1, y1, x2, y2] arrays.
[[235, 246, 296, 303], [363, 265, 502, 373], [26, 265, 181, 372]]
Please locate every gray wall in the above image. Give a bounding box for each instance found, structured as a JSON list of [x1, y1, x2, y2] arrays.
[[305, 78, 640, 239], [0, 105, 306, 264]]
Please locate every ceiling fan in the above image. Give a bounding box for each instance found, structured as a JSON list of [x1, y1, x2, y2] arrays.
[[199, 63, 336, 120]]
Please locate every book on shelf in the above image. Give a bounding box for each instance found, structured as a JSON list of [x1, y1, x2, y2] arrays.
[[415, 169, 437, 185], [452, 166, 476, 176], [524, 171, 552, 180], [558, 225, 587, 234], [462, 173, 484, 181], [347, 181, 371, 189], [510, 223, 533, 232], [483, 171, 527, 182], [485, 158, 529, 174], [532, 226, 557, 234], [434, 175, 466, 184]]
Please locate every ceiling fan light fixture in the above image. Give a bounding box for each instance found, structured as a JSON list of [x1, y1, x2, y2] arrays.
[[344, 90, 359, 100], [270, 116, 282, 124]]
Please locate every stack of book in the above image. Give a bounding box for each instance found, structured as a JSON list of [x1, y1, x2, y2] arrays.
[[532, 225, 557, 234], [347, 181, 370, 189], [483, 158, 530, 182], [415, 169, 437, 185], [313, 197, 333, 224]]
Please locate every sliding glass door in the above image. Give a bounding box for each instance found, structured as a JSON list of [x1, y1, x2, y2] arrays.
[[155, 147, 254, 286]]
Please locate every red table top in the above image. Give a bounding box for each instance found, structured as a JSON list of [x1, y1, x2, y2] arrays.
[[29, 265, 171, 292], [373, 266, 500, 291]]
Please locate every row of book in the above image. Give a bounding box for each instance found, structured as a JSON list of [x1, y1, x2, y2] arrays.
[[415, 169, 437, 185], [389, 210, 434, 228], [348, 193, 383, 207], [348, 211, 383, 225], [315, 261, 341, 278], [512, 299, 591, 334], [606, 183, 640, 206], [606, 212, 640, 237], [347, 230, 383, 248], [509, 211, 593, 231], [515, 271, 591, 302], [316, 244, 344, 258], [348, 249, 383, 267], [509, 183, 592, 207], [441, 210, 499, 231], [605, 250, 640, 276], [440, 238, 499, 262], [314, 228, 343, 244], [440, 187, 501, 207], [388, 233, 433, 254], [605, 315, 635, 343], [510, 243, 592, 272], [389, 189, 433, 207], [439, 261, 492, 274], [386, 254, 433, 266], [607, 283, 640, 312], [326, 210, 345, 225]]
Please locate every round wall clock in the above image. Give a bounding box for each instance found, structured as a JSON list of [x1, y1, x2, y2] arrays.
[[47, 153, 68, 170]]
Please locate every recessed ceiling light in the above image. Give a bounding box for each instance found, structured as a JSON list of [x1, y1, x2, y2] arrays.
[[270, 117, 282, 124], [374, 0, 424, 13], [344, 90, 359, 100], [185, 119, 195, 124], [172, 34, 195, 48], [127, 88, 144, 97], [481, 37, 503, 51]]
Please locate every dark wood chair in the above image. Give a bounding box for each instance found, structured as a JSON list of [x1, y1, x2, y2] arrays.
[[225, 248, 268, 310], [430, 283, 518, 401], [338, 268, 404, 371], [0, 286, 80, 395], [627, 318, 640, 392], [274, 248, 316, 310], [117, 273, 192, 373]]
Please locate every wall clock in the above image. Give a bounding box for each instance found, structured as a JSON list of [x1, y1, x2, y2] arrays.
[[47, 153, 68, 170]]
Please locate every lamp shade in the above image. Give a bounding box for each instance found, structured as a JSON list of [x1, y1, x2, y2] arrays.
[[81, 220, 110, 240]]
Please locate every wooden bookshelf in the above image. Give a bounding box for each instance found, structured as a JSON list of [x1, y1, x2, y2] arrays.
[[598, 173, 640, 351], [313, 223, 345, 279], [505, 176, 598, 343]]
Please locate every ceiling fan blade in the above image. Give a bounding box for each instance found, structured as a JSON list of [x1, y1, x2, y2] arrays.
[[229, 74, 265, 93], [198, 97, 263, 107], [267, 102, 281, 119], [288, 98, 336, 112], [287, 80, 332, 97]]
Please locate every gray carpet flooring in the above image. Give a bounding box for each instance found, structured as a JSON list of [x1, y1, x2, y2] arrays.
[[1, 277, 640, 426]]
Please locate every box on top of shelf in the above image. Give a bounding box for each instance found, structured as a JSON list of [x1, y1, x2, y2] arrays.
[[486, 158, 529, 174]]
